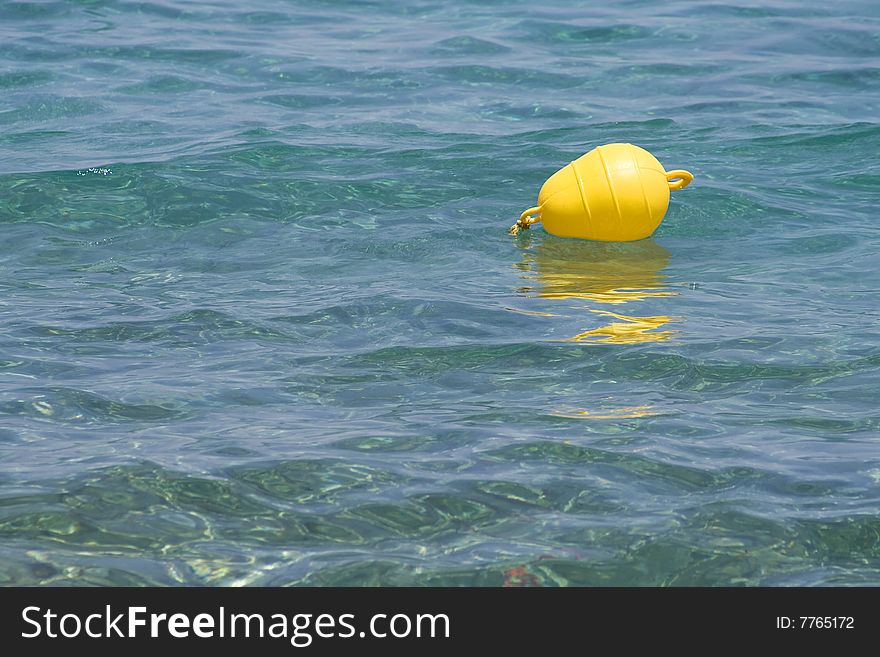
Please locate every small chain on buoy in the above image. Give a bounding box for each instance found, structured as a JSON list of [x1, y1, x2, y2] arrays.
[[509, 206, 542, 235]]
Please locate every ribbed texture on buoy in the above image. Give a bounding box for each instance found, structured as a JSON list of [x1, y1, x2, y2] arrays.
[[513, 143, 693, 241]]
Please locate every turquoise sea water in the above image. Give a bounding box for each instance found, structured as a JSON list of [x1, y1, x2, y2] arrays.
[[2, 0, 880, 586]]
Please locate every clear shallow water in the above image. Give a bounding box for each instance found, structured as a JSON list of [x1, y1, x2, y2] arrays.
[[1, 0, 880, 586]]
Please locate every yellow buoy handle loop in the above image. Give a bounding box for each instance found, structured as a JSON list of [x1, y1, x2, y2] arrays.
[[666, 170, 694, 191], [509, 205, 542, 235]]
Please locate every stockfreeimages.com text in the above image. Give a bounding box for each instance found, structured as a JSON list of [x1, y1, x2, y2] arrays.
[[22, 606, 450, 647]]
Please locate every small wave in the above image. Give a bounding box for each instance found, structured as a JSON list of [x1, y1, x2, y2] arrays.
[[0, 387, 190, 424]]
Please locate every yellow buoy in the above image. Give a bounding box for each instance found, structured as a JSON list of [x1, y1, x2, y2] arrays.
[[510, 143, 693, 241]]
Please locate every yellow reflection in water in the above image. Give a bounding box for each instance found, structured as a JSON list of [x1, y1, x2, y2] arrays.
[[517, 238, 681, 344], [515, 238, 682, 420], [517, 239, 676, 305], [565, 309, 677, 344], [551, 405, 659, 420]]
